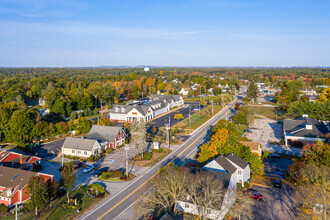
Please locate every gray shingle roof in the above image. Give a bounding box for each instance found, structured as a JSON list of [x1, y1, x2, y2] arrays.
[[283, 117, 328, 138], [214, 155, 237, 174], [226, 153, 249, 169], [86, 125, 123, 142], [189, 167, 231, 188], [62, 137, 99, 151]]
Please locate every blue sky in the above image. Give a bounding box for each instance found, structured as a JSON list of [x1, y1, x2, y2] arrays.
[[0, 0, 329, 67]]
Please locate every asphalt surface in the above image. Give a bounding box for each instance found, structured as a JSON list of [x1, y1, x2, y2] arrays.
[[79, 97, 239, 220]]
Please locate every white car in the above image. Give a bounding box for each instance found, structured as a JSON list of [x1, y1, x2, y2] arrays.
[[83, 165, 94, 173]]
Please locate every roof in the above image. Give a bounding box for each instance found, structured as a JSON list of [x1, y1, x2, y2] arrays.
[[283, 117, 329, 138], [189, 167, 231, 188], [62, 137, 99, 151], [158, 90, 167, 93], [0, 150, 41, 169], [214, 155, 237, 174], [0, 166, 37, 198], [226, 153, 249, 169], [86, 125, 123, 142], [240, 141, 260, 151]]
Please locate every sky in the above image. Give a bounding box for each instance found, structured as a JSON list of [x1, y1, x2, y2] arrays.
[[0, 0, 329, 67]]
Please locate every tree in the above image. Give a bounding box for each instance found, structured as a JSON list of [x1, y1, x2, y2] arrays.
[[69, 111, 77, 121], [174, 113, 184, 121], [73, 117, 92, 134], [98, 116, 111, 126], [61, 163, 76, 203], [264, 77, 270, 87], [48, 180, 59, 208], [318, 88, 330, 102], [228, 190, 254, 220], [26, 176, 49, 216], [247, 81, 258, 99], [131, 120, 147, 157]]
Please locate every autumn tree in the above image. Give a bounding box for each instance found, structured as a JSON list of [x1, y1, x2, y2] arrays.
[[26, 176, 49, 216], [228, 190, 255, 220], [174, 113, 184, 121], [318, 88, 330, 102], [131, 120, 147, 157]]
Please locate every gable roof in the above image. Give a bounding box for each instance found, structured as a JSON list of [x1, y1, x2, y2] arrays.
[[214, 155, 237, 174], [283, 117, 328, 138], [189, 167, 232, 188], [86, 125, 123, 142], [226, 153, 249, 169], [62, 137, 99, 151]]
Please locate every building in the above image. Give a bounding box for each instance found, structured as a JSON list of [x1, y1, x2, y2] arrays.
[[283, 115, 328, 146], [86, 125, 126, 149], [61, 137, 102, 158], [179, 88, 190, 96], [0, 151, 41, 171], [240, 141, 262, 157], [157, 90, 167, 95], [203, 153, 250, 185], [109, 95, 183, 123], [0, 166, 53, 206], [177, 167, 237, 220]]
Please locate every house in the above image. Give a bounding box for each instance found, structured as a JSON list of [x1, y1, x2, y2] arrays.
[[240, 141, 262, 157], [157, 90, 167, 95], [177, 167, 237, 220], [300, 89, 316, 96], [303, 95, 319, 102], [283, 115, 329, 146], [179, 88, 190, 96], [61, 137, 102, 158], [86, 125, 126, 149], [203, 153, 250, 185], [0, 166, 53, 206], [0, 151, 41, 171], [109, 95, 183, 122]]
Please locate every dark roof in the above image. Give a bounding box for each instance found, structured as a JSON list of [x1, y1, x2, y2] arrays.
[[226, 153, 249, 169], [283, 117, 328, 138], [188, 167, 231, 188], [86, 125, 123, 142], [158, 90, 167, 93], [214, 155, 237, 174]]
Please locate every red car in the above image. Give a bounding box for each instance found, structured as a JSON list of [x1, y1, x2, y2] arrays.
[[250, 192, 262, 201], [73, 161, 82, 170]]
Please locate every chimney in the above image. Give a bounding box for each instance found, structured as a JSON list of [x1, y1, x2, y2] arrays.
[[20, 156, 27, 169], [7, 188, 12, 196]]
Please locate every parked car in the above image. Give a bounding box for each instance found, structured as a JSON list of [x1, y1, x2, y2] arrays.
[[269, 153, 280, 159], [95, 167, 109, 176], [273, 171, 285, 177], [83, 165, 94, 173], [273, 179, 282, 188], [250, 192, 263, 201], [73, 161, 82, 170], [183, 162, 200, 167], [244, 129, 253, 133]]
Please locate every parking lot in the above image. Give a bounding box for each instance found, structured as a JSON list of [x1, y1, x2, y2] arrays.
[[244, 119, 303, 156]]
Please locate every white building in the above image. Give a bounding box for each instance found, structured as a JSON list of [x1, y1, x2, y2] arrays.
[[109, 95, 183, 122], [179, 88, 190, 96], [61, 137, 102, 158]]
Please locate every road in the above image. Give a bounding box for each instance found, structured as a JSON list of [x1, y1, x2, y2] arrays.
[[79, 97, 240, 220]]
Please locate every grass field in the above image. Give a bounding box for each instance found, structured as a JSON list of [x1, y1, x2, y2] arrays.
[[246, 106, 286, 120], [174, 105, 223, 135], [129, 148, 172, 167], [183, 95, 233, 103]]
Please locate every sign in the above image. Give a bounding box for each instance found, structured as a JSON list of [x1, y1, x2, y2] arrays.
[[132, 112, 138, 115]]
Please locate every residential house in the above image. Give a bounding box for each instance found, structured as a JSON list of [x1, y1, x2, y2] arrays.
[[109, 95, 183, 122], [240, 141, 262, 157], [61, 137, 102, 158], [86, 125, 126, 149], [303, 95, 319, 102], [283, 115, 328, 146], [157, 90, 167, 95], [177, 167, 237, 220], [203, 153, 250, 185], [179, 88, 190, 96], [0, 151, 41, 171], [0, 166, 53, 206], [300, 89, 316, 96]]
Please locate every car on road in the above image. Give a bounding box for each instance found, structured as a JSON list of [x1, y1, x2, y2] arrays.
[[273, 179, 282, 188], [95, 167, 109, 176], [73, 161, 82, 170], [83, 165, 94, 173]]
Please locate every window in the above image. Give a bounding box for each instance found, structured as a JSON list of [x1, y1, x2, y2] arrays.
[[238, 170, 242, 175], [72, 150, 75, 153], [78, 151, 81, 154], [84, 151, 87, 155], [185, 203, 189, 209]]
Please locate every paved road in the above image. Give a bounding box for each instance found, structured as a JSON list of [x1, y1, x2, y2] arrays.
[[79, 97, 239, 220]]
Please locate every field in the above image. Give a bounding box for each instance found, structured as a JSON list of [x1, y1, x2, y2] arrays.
[[129, 148, 172, 167], [174, 105, 223, 134], [183, 95, 233, 103], [246, 106, 286, 120]]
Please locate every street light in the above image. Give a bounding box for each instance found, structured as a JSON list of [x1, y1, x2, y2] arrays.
[[124, 146, 129, 178]]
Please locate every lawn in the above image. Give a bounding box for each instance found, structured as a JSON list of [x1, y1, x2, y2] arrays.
[[129, 148, 172, 167], [246, 106, 286, 120], [174, 105, 223, 135], [184, 95, 233, 104], [2, 187, 106, 220]]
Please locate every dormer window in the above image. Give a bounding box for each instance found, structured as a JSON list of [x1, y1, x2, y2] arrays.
[[121, 108, 125, 113], [115, 107, 119, 112]]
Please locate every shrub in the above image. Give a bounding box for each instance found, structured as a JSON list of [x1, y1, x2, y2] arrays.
[[152, 148, 162, 153], [32, 164, 42, 171], [0, 204, 8, 213], [105, 148, 113, 153], [88, 155, 94, 161], [109, 170, 124, 178], [143, 152, 153, 160], [89, 184, 105, 193], [261, 150, 269, 160], [244, 181, 250, 189], [100, 172, 111, 180]]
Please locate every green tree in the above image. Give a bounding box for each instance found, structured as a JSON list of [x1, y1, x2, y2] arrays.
[[131, 120, 147, 157], [61, 163, 76, 203], [26, 176, 49, 216], [247, 81, 258, 99], [69, 111, 77, 121], [264, 77, 270, 87]]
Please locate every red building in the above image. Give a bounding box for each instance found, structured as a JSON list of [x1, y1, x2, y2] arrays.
[[0, 150, 41, 171], [0, 166, 53, 206]]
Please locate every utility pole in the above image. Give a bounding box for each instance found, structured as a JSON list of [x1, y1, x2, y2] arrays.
[[124, 146, 129, 178], [61, 147, 64, 167], [142, 92, 143, 99], [188, 105, 191, 133], [221, 94, 224, 106], [15, 203, 18, 220], [212, 100, 214, 115], [166, 116, 171, 149]]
